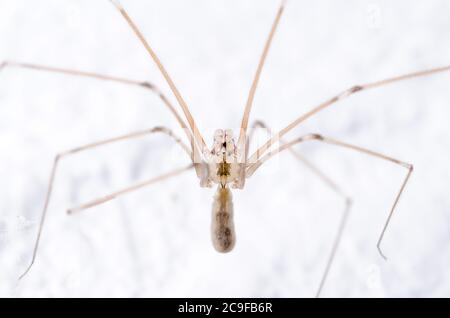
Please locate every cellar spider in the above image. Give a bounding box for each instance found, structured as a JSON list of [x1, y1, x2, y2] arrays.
[[1, 0, 449, 297]]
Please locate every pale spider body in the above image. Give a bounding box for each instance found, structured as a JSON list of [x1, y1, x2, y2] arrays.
[[200, 129, 241, 252]]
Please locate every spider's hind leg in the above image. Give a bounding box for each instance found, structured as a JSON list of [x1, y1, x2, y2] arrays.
[[247, 120, 352, 297]]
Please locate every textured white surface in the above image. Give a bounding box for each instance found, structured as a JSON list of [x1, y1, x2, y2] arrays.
[[1, 0, 450, 297]]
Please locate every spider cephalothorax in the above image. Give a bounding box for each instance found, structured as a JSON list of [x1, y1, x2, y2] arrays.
[[199, 129, 244, 189]]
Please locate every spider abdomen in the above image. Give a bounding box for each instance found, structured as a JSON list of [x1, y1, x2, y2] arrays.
[[211, 186, 235, 253]]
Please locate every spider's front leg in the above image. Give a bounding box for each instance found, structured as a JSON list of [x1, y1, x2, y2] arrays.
[[0, 60, 203, 173]]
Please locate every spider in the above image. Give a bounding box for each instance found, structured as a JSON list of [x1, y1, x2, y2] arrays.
[[1, 0, 449, 297]]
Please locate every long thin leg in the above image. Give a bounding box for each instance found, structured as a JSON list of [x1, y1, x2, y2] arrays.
[[249, 120, 347, 196], [249, 120, 351, 297], [68, 164, 193, 214], [248, 133, 413, 261], [19, 126, 190, 280], [249, 65, 450, 163], [237, 0, 287, 150], [315, 204, 350, 297], [0, 60, 201, 165], [109, 0, 208, 155]]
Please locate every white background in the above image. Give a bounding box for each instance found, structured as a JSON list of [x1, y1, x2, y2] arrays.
[[0, 0, 449, 297]]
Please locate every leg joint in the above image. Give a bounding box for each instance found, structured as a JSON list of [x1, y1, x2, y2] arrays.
[[400, 162, 414, 171], [139, 81, 155, 90], [151, 126, 174, 136], [298, 133, 324, 142]]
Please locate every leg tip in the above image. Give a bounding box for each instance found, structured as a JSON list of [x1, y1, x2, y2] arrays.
[[18, 265, 32, 281], [377, 245, 388, 261]]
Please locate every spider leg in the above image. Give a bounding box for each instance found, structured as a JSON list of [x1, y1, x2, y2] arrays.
[[67, 164, 193, 214], [250, 65, 450, 163], [248, 133, 413, 259], [108, 0, 208, 155], [0, 61, 203, 170], [237, 0, 287, 149], [248, 121, 351, 297], [19, 126, 191, 280], [247, 133, 413, 294]]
